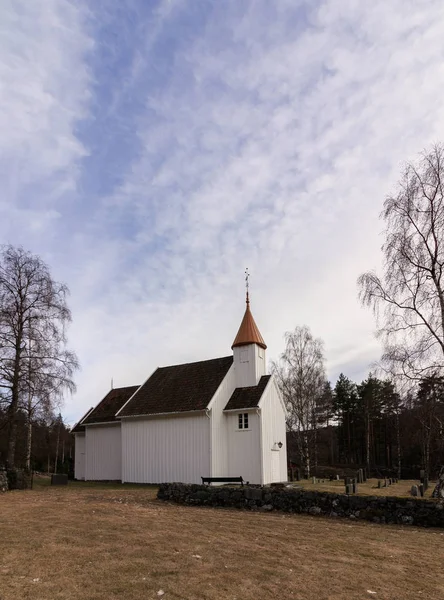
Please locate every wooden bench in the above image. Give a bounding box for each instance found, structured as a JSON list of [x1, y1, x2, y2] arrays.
[[201, 476, 248, 486]]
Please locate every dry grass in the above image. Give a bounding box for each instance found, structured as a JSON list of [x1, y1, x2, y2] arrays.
[[295, 477, 435, 498], [0, 477, 443, 600]]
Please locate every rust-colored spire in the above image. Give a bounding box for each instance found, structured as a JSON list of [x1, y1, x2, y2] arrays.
[[232, 277, 267, 350]]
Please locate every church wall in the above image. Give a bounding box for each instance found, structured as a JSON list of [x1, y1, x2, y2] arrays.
[[208, 365, 236, 477], [85, 423, 122, 481], [121, 413, 210, 484], [260, 377, 288, 484], [74, 433, 86, 480], [226, 411, 261, 484]]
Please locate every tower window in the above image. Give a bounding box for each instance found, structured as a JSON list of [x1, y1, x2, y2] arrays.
[[240, 349, 249, 363], [238, 413, 249, 429], [258, 347, 264, 359]]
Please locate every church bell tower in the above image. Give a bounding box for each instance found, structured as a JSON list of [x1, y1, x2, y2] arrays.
[[232, 271, 267, 388]]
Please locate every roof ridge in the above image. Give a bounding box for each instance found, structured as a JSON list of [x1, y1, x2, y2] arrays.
[[156, 355, 233, 370]]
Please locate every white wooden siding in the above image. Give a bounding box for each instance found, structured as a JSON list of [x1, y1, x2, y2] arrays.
[[121, 413, 210, 484], [233, 344, 266, 388], [74, 433, 85, 480], [226, 411, 261, 483], [259, 377, 288, 484], [208, 366, 236, 477], [85, 424, 122, 481]]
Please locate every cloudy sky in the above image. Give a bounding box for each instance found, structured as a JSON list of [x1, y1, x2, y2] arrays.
[[2, 0, 444, 423]]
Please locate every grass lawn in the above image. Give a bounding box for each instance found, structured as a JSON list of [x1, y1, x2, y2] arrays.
[[294, 477, 435, 498], [0, 477, 443, 600]]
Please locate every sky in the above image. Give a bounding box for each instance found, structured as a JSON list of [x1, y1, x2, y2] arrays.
[[2, 0, 444, 424]]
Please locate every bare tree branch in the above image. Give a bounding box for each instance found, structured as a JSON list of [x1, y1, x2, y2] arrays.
[[358, 144, 444, 382]]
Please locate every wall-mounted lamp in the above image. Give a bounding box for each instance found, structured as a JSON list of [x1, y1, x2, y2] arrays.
[[277, 441, 283, 449]]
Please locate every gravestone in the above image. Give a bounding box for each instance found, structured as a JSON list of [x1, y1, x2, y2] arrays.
[[419, 483, 424, 497], [411, 485, 418, 497], [378, 480, 381, 489]]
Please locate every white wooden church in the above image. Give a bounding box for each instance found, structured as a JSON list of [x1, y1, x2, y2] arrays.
[[72, 293, 287, 485]]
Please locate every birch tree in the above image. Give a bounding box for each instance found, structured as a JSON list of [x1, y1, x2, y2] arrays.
[[359, 144, 444, 381], [0, 245, 79, 468], [272, 326, 326, 478]]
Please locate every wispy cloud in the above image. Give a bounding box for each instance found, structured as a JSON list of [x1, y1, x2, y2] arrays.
[[2, 0, 444, 421], [0, 0, 92, 247]]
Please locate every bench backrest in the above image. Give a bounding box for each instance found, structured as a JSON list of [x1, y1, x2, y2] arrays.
[[201, 476, 244, 484]]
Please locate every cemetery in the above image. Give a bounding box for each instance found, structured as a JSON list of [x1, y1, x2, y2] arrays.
[[292, 469, 439, 499]]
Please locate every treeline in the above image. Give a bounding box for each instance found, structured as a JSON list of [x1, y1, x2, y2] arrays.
[[0, 408, 74, 474], [287, 374, 444, 478]]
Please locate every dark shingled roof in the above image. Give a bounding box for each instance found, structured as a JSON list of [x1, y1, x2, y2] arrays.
[[82, 385, 140, 425], [118, 356, 234, 417], [224, 375, 271, 411]]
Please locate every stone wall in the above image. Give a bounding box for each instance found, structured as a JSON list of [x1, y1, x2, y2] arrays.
[[0, 468, 8, 493], [158, 483, 444, 528]]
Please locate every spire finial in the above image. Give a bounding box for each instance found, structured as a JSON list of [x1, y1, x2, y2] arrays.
[[245, 268, 250, 305]]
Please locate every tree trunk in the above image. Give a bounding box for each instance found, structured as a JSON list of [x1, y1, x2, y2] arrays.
[[424, 436, 430, 475], [7, 330, 23, 468], [304, 431, 310, 479], [396, 412, 401, 479], [313, 422, 318, 472], [365, 413, 370, 471], [347, 414, 351, 464], [25, 325, 33, 472], [54, 423, 60, 474], [25, 420, 32, 472], [7, 418, 18, 469]]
